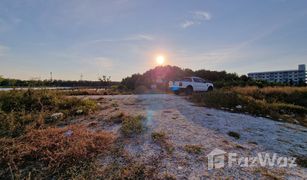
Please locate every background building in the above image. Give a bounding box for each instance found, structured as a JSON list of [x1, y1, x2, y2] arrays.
[[248, 64, 306, 85]]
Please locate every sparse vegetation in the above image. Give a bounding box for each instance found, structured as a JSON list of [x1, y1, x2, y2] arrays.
[[62, 87, 132, 96], [0, 90, 97, 137], [191, 86, 307, 127], [101, 156, 160, 179], [184, 144, 203, 154], [120, 115, 145, 137], [254, 167, 285, 180], [152, 131, 174, 154], [0, 125, 115, 179], [0, 86, 305, 179], [0, 89, 107, 179]]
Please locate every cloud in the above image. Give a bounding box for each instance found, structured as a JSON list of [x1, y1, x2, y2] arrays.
[[74, 34, 154, 48], [193, 11, 211, 21], [124, 34, 154, 41], [181, 11, 211, 28], [181, 21, 195, 28]]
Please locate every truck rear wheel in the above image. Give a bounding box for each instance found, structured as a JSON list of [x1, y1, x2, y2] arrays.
[[207, 86, 213, 91], [185, 86, 193, 95]]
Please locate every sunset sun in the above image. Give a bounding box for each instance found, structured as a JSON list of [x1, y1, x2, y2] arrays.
[[156, 55, 165, 65]]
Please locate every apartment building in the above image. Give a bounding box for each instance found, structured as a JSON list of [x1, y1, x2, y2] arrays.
[[248, 64, 306, 84]]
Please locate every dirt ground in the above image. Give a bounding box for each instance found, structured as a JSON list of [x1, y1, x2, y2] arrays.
[[76, 94, 306, 179]]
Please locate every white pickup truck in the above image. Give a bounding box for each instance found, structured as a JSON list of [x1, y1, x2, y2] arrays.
[[169, 76, 214, 95]]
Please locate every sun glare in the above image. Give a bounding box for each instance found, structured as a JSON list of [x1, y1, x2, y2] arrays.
[[156, 55, 165, 65]]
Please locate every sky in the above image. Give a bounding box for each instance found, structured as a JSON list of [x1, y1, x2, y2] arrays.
[[0, 0, 307, 81]]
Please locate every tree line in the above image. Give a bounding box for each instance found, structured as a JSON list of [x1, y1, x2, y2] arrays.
[[121, 65, 291, 90], [1, 66, 304, 89], [0, 75, 116, 87]]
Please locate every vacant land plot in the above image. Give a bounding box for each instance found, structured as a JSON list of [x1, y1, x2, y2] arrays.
[[1, 92, 306, 179], [77, 94, 306, 179]]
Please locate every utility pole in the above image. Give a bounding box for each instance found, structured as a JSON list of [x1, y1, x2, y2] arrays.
[[50, 72, 53, 81], [80, 73, 83, 81]]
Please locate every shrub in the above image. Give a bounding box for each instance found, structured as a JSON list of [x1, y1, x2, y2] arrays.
[[233, 86, 307, 107], [152, 131, 166, 141], [227, 131, 240, 139], [134, 85, 149, 94], [57, 98, 97, 116], [184, 144, 203, 154], [0, 111, 45, 137], [271, 103, 307, 115], [120, 115, 145, 137], [192, 90, 241, 109], [0, 125, 115, 179]]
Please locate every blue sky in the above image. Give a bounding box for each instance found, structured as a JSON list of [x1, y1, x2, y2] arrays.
[[0, 0, 307, 81]]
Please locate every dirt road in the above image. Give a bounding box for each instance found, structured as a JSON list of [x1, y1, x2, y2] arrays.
[[83, 94, 306, 179]]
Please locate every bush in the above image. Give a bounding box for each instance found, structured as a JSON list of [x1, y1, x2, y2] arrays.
[[0, 125, 115, 179], [0, 90, 58, 113], [134, 85, 149, 94], [57, 98, 97, 116], [191, 90, 241, 109], [0, 111, 45, 137], [152, 131, 166, 142], [233, 86, 307, 107]]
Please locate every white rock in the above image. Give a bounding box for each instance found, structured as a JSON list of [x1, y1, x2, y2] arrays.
[[236, 105, 242, 109], [50, 112, 64, 120], [76, 109, 83, 115], [64, 130, 73, 137]]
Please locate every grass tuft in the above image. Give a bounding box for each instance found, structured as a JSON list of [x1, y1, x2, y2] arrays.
[[120, 115, 145, 137], [227, 131, 241, 139], [184, 144, 203, 154], [152, 131, 174, 154]]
